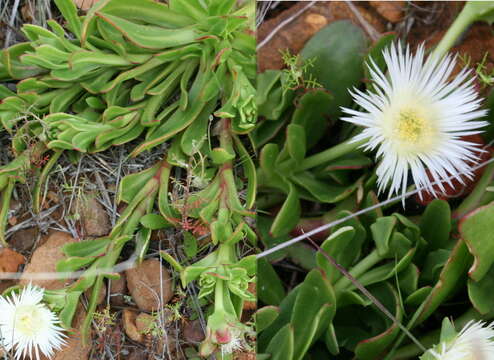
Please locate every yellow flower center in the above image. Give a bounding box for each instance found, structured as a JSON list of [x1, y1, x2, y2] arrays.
[[382, 102, 439, 155], [14, 305, 46, 337], [395, 109, 428, 143]]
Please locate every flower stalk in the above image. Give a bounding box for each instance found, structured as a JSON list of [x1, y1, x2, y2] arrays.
[[333, 249, 381, 293], [433, 2, 494, 59], [297, 138, 366, 171]]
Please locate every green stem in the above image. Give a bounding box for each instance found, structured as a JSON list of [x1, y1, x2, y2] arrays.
[[81, 230, 131, 342], [333, 249, 381, 293], [81, 274, 105, 344], [33, 150, 63, 214], [432, 3, 477, 59], [214, 276, 226, 312], [433, 2, 494, 59], [297, 139, 365, 171], [217, 243, 231, 262], [0, 179, 15, 247], [160, 250, 184, 273]]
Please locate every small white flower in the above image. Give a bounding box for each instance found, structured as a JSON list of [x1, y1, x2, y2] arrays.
[[342, 43, 488, 199], [220, 327, 244, 356], [0, 284, 66, 360], [428, 320, 494, 360]]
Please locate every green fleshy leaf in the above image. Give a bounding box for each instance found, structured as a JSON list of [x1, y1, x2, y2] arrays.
[[57, 257, 98, 273], [140, 213, 172, 230], [258, 258, 285, 306], [291, 171, 361, 204], [468, 264, 494, 315], [286, 124, 306, 164], [416, 241, 471, 324], [256, 306, 280, 333], [317, 226, 356, 283], [62, 238, 111, 257], [301, 20, 368, 118], [354, 283, 403, 360], [420, 199, 451, 250], [291, 269, 336, 360], [183, 231, 198, 258], [291, 90, 333, 149], [371, 216, 396, 257], [459, 201, 494, 281], [265, 324, 294, 360], [269, 182, 300, 237]]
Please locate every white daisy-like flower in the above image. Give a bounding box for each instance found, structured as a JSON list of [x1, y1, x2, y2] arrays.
[[342, 43, 488, 199], [428, 320, 494, 360], [0, 284, 66, 360]]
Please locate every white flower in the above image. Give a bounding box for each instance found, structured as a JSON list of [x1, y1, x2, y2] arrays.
[[0, 284, 66, 360], [428, 320, 494, 360], [342, 43, 488, 199], [220, 327, 245, 356]]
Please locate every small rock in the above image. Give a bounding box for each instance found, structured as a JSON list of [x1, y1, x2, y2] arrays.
[[183, 320, 205, 343], [0, 247, 24, 294], [76, 195, 111, 237], [10, 227, 39, 252], [47, 191, 59, 204], [123, 309, 143, 343], [305, 13, 327, 32], [19, 231, 76, 290], [125, 259, 173, 311], [369, 1, 405, 23], [109, 273, 127, 306], [0, 248, 25, 273]]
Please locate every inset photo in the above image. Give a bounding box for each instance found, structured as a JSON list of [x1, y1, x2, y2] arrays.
[[256, 2, 494, 360]]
